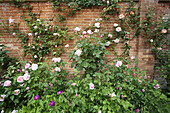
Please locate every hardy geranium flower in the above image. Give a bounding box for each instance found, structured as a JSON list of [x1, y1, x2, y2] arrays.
[[49, 101, 55, 106], [89, 83, 94, 89], [55, 67, 61, 72], [75, 49, 82, 56], [17, 76, 23, 83], [52, 57, 61, 63], [14, 89, 20, 95], [34, 95, 40, 100], [115, 61, 122, 67], [23, 73, 30, 81], [154, 84, 160, 89], [3, 80, 11, 86], [161, 29, 167, 33], [116, 27, 122, 32], [119, 14, 125, 19], [31, 64, 38, 70]]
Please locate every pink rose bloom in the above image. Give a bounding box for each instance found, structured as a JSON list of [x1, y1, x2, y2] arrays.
[[142, 89, 145, 92], [53, 33, 59, 36], [25, 63, 30, 69], [72, 83, 76, 86], [100, 35, 103, 38], [143, 76, 147, 79], [98, 110, 102, 113], [23, 73, 30, 81], [1, 95, 6, 98], [161, 29, 167, 33], [65, 44, 69, 48], [12, 33, 16, 36], [55, 67, 61, 72], [138, 79, 142, 82], [87, 30, 93, 34], [89, 83, 94, 89], [94, 22, 100, 28], [69, 103, 72, 106], [52, 57, 61, 63], [9, 17, 14, 23], [17, 76, 23, 83], [26, 87, 29, 90], [119, 14, 125, 19], [157, 47, 162, 50], [31, 64, 38, 70], [116, 27, 122, 32], [76, 93, 78, 97], [115, 61, 122, 67], [114, 39, 119, 43], [28, 33, 32, 36], [108, 34, 112, 38], [110, 93, 116, 97], [74, 27, 81, 32], [14, 89, 20, 95], [75, 49, 82, 56], [20, 83, 24, 87], [4, 80, 11, 86], [133, 73, 136, 77], [114, 23, 118, 27], [154, 84, 160, 89], [107, 41, 110, 45], [0, 98, 4, 101], [121, 95, 124, 98], [125, 79, 127, 82], [34, 26, 38, 29], [131, 56, 135, 60], [82, 31, 86, 35]]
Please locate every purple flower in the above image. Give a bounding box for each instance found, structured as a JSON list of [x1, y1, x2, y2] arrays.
[[34, 95, 40, 100], [49, 101, 55, 106], [58, 91, 62, 95]]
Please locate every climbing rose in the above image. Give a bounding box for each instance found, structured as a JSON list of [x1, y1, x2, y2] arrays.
[[53, 33, 59, 36], [23, 73, 30, 81], [111, 93, 116, 97], [98, 110, 102, 113], [75, 49, 82, 56], [142, 89, 145, 92], [11, 110, 18, 113], [150, 39, 153, 42], [34, 95, 40, 100], [25, 63, 30, 69], [94, 22, 100, 28], [131, 56, 135, 60], [114, 23, 118, 27], [14, 89, 20, 95], [107, 41, 110, 45], [72, 83, 76, 86], [0, 98, 4, 102], [49, 101, 55, 106], [89, 83, 94, 89], [114, 39, 119, 43], [74, 27, 80, 32], [161, 29, 167, 33], [119, 14, 125, 19], [3, 80, 11, 86], [17, 76, 23, 83], [31, 64, 38, 70], [52, 57, 61, 63], [1, 95, 6, 98], [9, 17, 14, 23], [87, 30, 93, 34], [55, 67, 61, 72], [82, 31, 86, 35], [65, 44, 69, 47], [154, 84, 160, 89], [115, 61, 122, 67], [28, 33, 32, 36], [12, 33, 16, 36], [34, 26, 37, 29], [116, 27, 122, 32]]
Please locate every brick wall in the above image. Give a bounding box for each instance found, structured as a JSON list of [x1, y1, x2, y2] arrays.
[[0, 1, 169, 75]]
